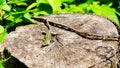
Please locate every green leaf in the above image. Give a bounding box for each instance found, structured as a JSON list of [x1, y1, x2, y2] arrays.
[[2, 4, 11, 11], [90, 2, 101, 14], [0, 29, 6, 44], [0, 10, 5, 19], [61, 0, 74, 3], [0, 57, 11, 63], [90, 2, 119, 25], [26, 3, 37, 10], [86, 0, 94, 4], [0, 57, 11, 68], [33, 11, 49, 16], [115, 11, 120, 16], [69, 5, 85, 13], [0, 63, 4, 68], [60, 3, 69, 13], [101, 5, 119, 25], [16, 2, 27, 6], [48, 0, 62, 13], [6, 14, 23, 23], [23, 13, 33, 23], [78, 3, 91, 13], [0, 0, 11, 11], [15, 16, 23, 23], [0, 25, 4, 34], [6, 15, 14, 21], [0, 0, 6, 6], [36, 0, 48, 4]]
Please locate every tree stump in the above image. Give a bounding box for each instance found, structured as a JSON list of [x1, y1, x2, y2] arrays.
[[1, 13, 120, 68]]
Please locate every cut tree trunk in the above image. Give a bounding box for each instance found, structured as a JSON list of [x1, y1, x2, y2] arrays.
[[1, 13, 120, 68]]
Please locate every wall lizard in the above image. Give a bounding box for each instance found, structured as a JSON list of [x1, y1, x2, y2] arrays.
[[31, 17, 119, 41]]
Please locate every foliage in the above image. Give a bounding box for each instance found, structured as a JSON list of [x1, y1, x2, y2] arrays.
[[0, 57, 11, 68], [0, 0, 120, 67]]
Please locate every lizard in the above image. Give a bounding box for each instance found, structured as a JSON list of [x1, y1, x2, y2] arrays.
[[39, 18, 61, 47], [31, 17, 119, 41], [41, 19, 52, 47]]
